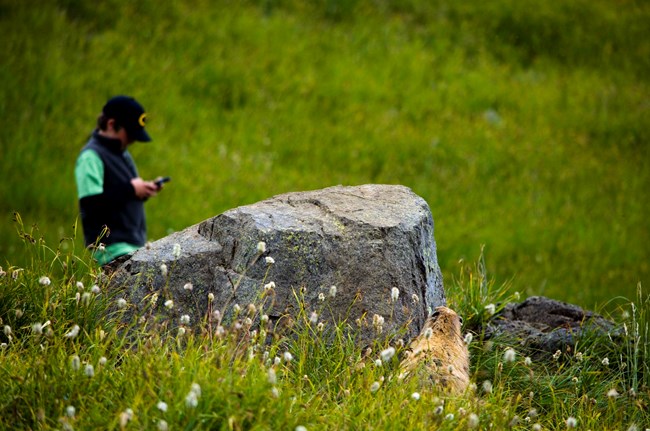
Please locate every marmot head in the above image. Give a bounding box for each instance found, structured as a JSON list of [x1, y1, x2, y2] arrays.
[[421, 306, 463, 341]]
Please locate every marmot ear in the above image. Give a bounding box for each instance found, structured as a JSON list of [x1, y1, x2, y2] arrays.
[[430, 309, 441, 320]]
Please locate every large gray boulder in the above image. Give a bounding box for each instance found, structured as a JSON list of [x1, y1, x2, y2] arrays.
[[109, 184, 445, 344]]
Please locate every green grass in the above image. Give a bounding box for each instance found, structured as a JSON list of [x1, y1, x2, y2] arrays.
[[1, 231, 648, 430]]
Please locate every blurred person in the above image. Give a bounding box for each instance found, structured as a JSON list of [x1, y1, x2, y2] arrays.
[[75, 95, 163, 265]]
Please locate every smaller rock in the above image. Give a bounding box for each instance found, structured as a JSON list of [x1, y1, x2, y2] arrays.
[[484, 296, 617, 357]]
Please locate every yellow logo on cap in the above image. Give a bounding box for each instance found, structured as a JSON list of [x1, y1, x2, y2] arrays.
[[138, 113, 147, 127]]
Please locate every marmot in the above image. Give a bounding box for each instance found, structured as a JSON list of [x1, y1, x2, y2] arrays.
[[399, 306, 470, 394]]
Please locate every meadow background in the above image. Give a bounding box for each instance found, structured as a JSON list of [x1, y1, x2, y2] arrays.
[[1, 0, 649, 310]]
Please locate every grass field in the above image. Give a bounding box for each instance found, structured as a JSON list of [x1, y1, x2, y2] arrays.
[[1, 1, 648, 308], [1, 233, 649, 429]]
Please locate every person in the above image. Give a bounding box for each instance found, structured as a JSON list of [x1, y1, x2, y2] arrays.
[[75, 95, 163, 265]]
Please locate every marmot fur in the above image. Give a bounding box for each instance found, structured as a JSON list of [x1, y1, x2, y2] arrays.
[[399, 306, 470, 394]]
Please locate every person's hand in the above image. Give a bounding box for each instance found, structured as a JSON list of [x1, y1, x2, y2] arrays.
[[131, 177, 158, 199]]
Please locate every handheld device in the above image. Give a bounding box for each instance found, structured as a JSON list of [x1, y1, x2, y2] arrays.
[[155, 176, 171, 187]]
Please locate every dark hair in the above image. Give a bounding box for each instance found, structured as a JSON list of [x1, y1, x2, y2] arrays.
[[96, 113, 120, 131]]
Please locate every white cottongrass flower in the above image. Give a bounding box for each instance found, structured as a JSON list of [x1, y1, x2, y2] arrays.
[[185, 386, 200, 408], [411, 392, 421, 401], [464, 332, 473, 344], [32, 323, 43, 335], [264, 281, 276, 291], [424, 328, 433, 339], [318, 292, 325, 302], [156, 401, 168, 412], [158, 420, 169, 431], [468, 413, 479, 428], [524, 356, 532, 366], [247, 303, 257, 316], [160, 263, 168, 277], [602, 357, 610, 366], [445, 413, 454, 421], [484, 303, 496, 315], [271, 387, 280, 398], [380, 347, 396, 362], [99, 357, 107, 366], [76, 281, 84, 290], [208, 293, 214, 302], [71, 355, 81, 371], [566, 416, 577, 428], [532, 424, 542, 431], [65, 325, 80, 339], [268, 368, 277, 385], [553, 350, 562, 360], [178, 327, 186, 336], [411, 294, 420, 303], [370, 381, 381, 392], [374, 359, 382, 367], [81, 291, 91, 305], [183, 282, 193, 291], [91, 284, 101, 294], [117, 298, 127, 309], [575, 352, 584, 361], [283, 351, 293, 362], [433, 406, 444, 415], [66, 405, 75, 418], [119, 408, 134, 427], [180, 315, 191, 325], [482, 380, 493, 394], [274, 356, 281, 366], [39, 276, 51, 286], [295, 426, 307, 431], [390, 287, 400, 303], [607, 388, 620, 398], [233, 304, 241, 313], [84, 364, 95, 377], [265, 256, 275, 265], [372, 314, 385, 333], [164, 300, 174, 309], [329, 285, 337, 298], [503, 348, 516, 363], [173, 243, 182, 259], [3, 326, 11, 336], [257, 241, 266, 253], [309, 311, 318, 325]]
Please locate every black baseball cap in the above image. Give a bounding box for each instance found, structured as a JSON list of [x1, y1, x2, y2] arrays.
[[102, 95, 151, 142]]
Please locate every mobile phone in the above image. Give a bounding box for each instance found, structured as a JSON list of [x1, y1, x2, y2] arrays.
[[155, 176, 171, 187]]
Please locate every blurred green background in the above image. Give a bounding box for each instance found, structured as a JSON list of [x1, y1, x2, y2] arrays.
[[1, 0, 648, 310]]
